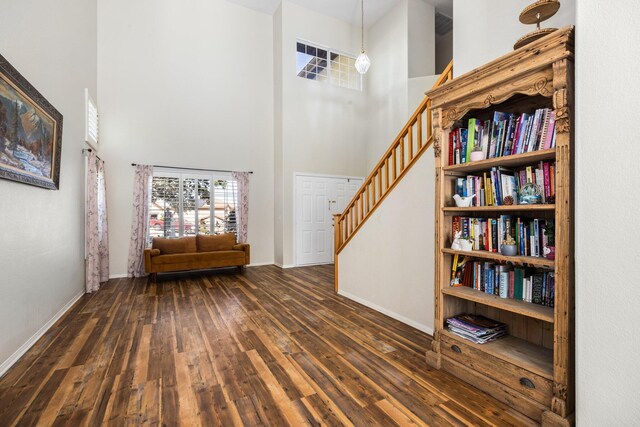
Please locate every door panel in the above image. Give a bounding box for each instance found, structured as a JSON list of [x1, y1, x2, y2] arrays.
[[295, 175, 363, 266]]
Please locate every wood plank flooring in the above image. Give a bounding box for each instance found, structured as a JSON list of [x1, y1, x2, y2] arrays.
[[0, 265, 536, 426]]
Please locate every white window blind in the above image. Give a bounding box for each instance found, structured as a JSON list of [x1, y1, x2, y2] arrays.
[[149, 170, 238, 240], [85, 88, 98, 149]]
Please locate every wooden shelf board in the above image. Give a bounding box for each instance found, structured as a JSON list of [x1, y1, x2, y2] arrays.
[[443, 204, 555, 213], [441, 248, 554, 268], [442, 286, 554, 323], [443, 149, 556, 174], [440, 329, 553, 380]]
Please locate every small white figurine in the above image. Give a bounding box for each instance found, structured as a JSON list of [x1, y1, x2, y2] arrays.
[[453, 193, 475, 207], [451, 231, 473, 251]]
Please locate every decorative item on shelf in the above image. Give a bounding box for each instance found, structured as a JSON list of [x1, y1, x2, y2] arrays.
[[354, 0, 371, 75], [469, 146, 485, 162], [519, 182, 542, 204], [501, 234, 518, 256], [453, 193, 475, 207], [451, 231, 473, 252], [450, 253, 466, 287], [543, 221, 555, 260], [514, 0, 560, 50], [503, 195, 515, 205]]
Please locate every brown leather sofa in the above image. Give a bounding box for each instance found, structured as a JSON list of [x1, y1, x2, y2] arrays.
[[144, 233, 249, 280]]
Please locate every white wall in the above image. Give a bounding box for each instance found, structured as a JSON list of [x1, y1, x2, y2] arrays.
[[408, 0, 435, 78], [274, 4, 285, 266], [435, 31, 453, 74], [98, 0, 275, 274], [365, 0, 409, 170], [0, 0, 96, 371], [408, 75, 438, 112], [453, 0, 576, 76], [575, 0, 640, 423], [276, 1, 369, 267], [339, 147, 435, 333]]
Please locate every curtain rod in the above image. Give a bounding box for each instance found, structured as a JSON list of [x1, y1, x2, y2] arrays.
[[131, 163, 253, 174], [82, 148, 102, 161]]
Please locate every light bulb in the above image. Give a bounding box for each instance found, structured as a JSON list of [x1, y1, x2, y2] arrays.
[[355, 52, 370, 74]]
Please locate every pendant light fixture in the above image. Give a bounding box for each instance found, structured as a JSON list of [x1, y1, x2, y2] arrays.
[[355, 0, 370, 74]]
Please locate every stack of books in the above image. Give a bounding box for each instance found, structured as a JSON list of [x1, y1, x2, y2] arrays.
[[449, 108, 556, 166], [452, 216, 553, 257], [455, 161, 555, 207], [450, 255, 555, 307], [446, 314, 507, 344]]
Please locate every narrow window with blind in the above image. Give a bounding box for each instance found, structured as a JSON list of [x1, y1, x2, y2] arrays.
[[149, 170, 238, 240], [84, 88, 99, 150]]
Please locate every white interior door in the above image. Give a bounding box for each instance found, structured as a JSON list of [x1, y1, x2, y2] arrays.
[[295, 174, 362, 266]]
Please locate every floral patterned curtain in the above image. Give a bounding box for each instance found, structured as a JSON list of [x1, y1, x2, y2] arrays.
[[127, 165, 153, 277], [232, 171, 249, 243], [85, 151, 109, 293]]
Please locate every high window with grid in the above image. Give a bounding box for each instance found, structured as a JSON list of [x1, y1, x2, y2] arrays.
[[149, 171, 238, 240], [296, 40, 361, 91]]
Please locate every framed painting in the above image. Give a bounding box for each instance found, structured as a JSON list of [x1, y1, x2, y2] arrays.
[[0, 53, 63, 190]]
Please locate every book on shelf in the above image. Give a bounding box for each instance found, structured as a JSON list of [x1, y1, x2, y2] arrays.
[[446, 313, 507, 344], [448, 108, 556, 166], [451, 215, 554, 258], [450, 260, 555, 307], [454, 161, 555, 206]]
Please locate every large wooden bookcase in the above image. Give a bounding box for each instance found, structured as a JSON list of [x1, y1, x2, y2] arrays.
[[425, 27, 574, 426]]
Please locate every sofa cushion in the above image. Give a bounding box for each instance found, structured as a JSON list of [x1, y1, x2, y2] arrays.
[[151, 250, 245, 266], [196, 233, 236, 252], [152, 236, 197, 254]]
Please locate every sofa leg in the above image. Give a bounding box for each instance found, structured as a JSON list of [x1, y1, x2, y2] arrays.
[[238, 265, 245, 274], [149, 273, 157, 283]]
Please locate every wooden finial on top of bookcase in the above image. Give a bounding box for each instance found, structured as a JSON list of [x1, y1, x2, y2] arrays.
[[514, 0, 561, 50]]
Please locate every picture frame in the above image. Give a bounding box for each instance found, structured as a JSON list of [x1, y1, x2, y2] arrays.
[[0, 53, 63, 190]]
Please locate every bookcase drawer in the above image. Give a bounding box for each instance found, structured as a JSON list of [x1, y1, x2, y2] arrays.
[[441, 334, 553, 405]]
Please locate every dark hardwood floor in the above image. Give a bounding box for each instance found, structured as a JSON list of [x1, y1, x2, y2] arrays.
[[0, 265, 535, 426]]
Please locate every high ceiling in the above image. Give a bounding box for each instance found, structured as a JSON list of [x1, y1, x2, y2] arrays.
[[226, 0, 453, 27]]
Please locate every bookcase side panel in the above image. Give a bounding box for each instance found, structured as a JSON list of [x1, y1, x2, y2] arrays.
[[550, 58, 575, 419], [427, 107, 446, 369]]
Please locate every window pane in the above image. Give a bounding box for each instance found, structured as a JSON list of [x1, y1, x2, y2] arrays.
[[297, 42, 360, 91], [212, 180, 237, 235], [150, 177, 180, 238], [150, 174, 238, 241], [197, 178, 212, 234], [296, 52, 314, 75], [182, 178, 197, 236]]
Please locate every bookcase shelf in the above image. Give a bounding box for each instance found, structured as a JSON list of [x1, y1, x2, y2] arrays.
[[442, 285, 554, 323], [443, 204, 555, 214], [425, 27, 574, 424], [441, 248, 555, 268], [443, 148, 556, 174], [440, 330, 554, 380]]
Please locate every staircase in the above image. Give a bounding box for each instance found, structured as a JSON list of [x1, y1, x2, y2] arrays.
[[333, 61, 453, 291]]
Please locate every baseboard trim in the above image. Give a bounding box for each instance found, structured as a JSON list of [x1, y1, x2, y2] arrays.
[[0, 289, 85, 378], [337, 290, 434, 335], [248, 262, 274, 267], [274, 263, 296, 269], [108, 273, 127, 279]]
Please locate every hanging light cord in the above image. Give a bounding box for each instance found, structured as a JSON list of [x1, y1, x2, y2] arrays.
[[361, 0, 365, 53]]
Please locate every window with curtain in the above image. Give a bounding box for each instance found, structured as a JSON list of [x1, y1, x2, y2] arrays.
[[149, 170, 238, 240]]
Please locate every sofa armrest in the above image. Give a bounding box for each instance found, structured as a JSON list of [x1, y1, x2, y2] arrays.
[[233, 243, 250, 265], [144, 248, 161, 273]]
